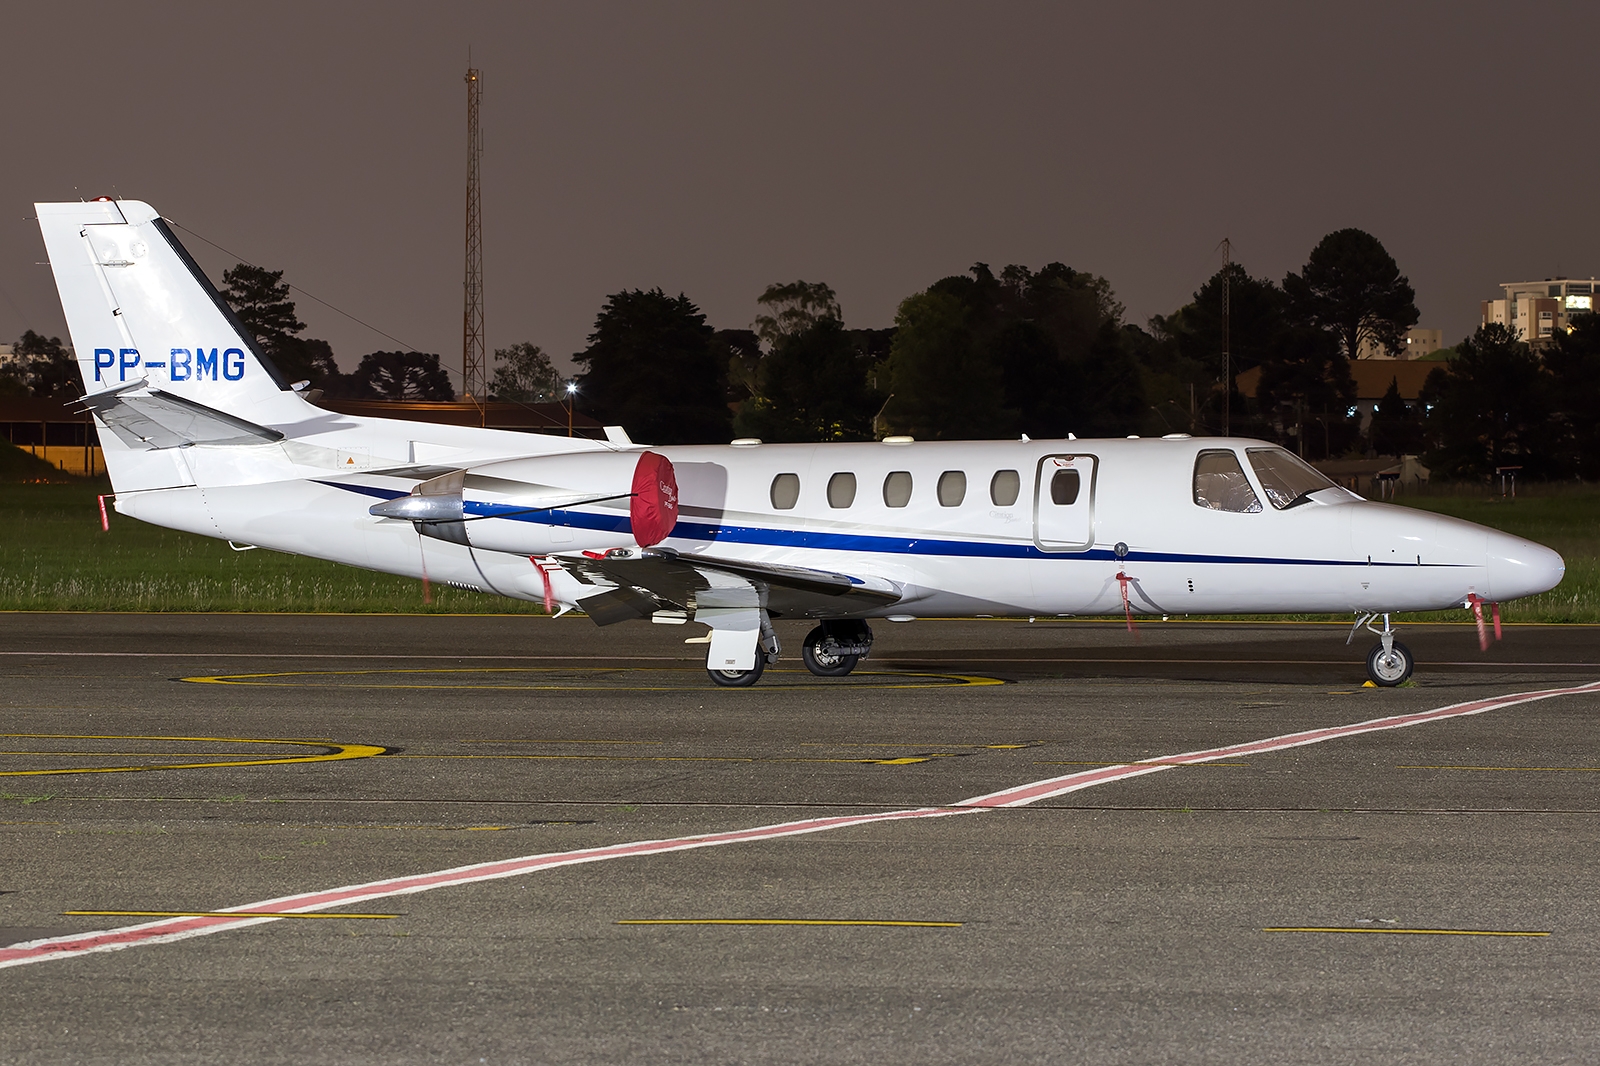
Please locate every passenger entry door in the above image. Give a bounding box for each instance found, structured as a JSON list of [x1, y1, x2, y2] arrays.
[[1033, 454, 1097, 551]]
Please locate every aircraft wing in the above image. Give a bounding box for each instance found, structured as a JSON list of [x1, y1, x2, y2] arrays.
[[78, 382, 285, 449], [564, 545, 902, 626]]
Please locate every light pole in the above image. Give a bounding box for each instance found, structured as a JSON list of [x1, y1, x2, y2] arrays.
[[565, 381, 577, 437]]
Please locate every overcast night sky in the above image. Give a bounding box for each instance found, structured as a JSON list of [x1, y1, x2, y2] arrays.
[[3, 1, 1595, 383]]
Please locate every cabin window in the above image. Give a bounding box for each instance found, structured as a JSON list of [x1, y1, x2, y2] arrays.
[[827, 472, 857, 508], [990, 469, 1020, 506], [883, 470, 913, 507], [1246, 447, 1337, 510], [1193, 450, 1261, 513], [1049, 469, 1080, 506], [937, 470, 967, 507], [770, 472, 801, 510]]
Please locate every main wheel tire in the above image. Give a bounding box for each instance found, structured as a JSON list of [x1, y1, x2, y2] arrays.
[[708, 656, 765, 687], [1366, 640, 1414, 686], [802, 625, 859, 677]]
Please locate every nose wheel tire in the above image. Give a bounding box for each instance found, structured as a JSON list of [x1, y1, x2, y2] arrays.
[[1366, 640, 1414, 686], [708, 656, 766, 687], [802, 625, 860, 677]]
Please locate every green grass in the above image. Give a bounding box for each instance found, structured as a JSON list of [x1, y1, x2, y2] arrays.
[[0, 482, 543, 614], [1, 475, 1597, 621]]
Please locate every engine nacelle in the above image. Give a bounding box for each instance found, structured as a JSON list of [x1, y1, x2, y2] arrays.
[[369, 450, 678, 556]]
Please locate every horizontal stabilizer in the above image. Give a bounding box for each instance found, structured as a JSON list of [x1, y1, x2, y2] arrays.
[[78, 383, 285, 450]]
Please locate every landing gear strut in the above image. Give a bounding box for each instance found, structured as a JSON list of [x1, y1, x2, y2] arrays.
[[801, 621, 874, 677], [705, 611, 781, 688], [1350, 613, 1414, 687]]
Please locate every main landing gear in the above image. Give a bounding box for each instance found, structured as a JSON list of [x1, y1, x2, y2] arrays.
[[706, 614, 782, 688], [801, 620, 875, 677], [703, 616, 875, 687], [1350, 613, 1414, 687]]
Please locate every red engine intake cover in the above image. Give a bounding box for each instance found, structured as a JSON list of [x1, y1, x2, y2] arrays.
[[629, 451, 679, 547]]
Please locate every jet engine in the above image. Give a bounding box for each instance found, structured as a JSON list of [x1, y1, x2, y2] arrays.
[[369, 449, 679, 557]]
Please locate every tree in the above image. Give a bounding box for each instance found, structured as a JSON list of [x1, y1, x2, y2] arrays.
[[272, 336, 342, 391], [734, 317, 879, 442], [573, 289, 730, 444], [880, 262, 1135, 439], [490, 343, 562, 402], [0, 351, 28, 398], [1146, 265, 1285, 436], [1423, 324, 1555, 479], [880, 290, 1008, 439], [221, 264, 305, 353], [14, 330, 76, 398], [1254, 324, 1357, 459], [717, 328, 763, 405], [1540, 312, 1600, 478], [352, 351, 455, 401], [1284, 229, 1419, 360], [219, 262, 347, 390], [752, 281, 842, 350], [1368, 376, 1424, 457], [1178, 263, 1288, 377]]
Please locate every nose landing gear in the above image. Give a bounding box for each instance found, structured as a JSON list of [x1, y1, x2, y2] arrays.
[[801, 621, 875, 677], [1350, 613, 1413, 686]]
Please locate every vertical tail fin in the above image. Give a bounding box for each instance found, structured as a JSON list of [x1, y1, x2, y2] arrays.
[[34, 199, 308, 422], [35, 199, 314, 492]]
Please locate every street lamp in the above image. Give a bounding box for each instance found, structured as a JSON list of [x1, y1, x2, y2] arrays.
[[565, 381, 578, 437]]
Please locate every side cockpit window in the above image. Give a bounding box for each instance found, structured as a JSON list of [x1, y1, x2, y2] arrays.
[[1246, 447, 1337, 510], [1193, 450, 1261, 513]]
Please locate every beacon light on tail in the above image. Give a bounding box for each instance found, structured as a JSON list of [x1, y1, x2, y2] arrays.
[[34, 198, 1566, 688]]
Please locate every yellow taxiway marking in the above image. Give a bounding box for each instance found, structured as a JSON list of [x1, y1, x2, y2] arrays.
[[180, 666, 1005, 690], [1400, 765, 1600, 772], [386, 753, 966, 766], [0, 734, 385, 778], [616, 919, 962, 928], [460, 739, 662, 745], [63, 910, 397, 920], [1264, 927, 1548, 937]]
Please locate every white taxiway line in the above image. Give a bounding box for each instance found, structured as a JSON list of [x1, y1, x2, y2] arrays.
[[4, 680, 1597, 970]]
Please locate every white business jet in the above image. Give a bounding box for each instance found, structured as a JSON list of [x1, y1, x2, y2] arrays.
[[35, 199, 1565, 687]]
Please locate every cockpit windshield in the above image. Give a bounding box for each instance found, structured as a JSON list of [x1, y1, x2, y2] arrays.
[[1246, 447, 1337, 510]]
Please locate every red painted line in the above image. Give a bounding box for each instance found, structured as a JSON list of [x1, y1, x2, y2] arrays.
[[0, 807, 963, 969], [6, 680, 1598, 970], [955, 681, 1600, 808]]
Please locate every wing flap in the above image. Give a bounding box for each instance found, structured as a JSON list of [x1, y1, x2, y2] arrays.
[[566, 546, 901, 622]]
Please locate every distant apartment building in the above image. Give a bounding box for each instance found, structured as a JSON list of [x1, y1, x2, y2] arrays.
[[1355, 327, 1444, 360], [1482, 277, 1597, 345]]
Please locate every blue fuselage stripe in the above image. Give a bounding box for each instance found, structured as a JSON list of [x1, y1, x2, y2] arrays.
[[453, 498, 1448, 569], [323, 484, 1455, 569]]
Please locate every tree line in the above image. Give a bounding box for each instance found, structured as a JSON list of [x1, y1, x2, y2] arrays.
[[6, 244, 1599, 482]]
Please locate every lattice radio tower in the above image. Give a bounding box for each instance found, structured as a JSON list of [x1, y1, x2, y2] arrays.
[[1221, 236, 1231, 437], [462, 61, 486, 403]]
